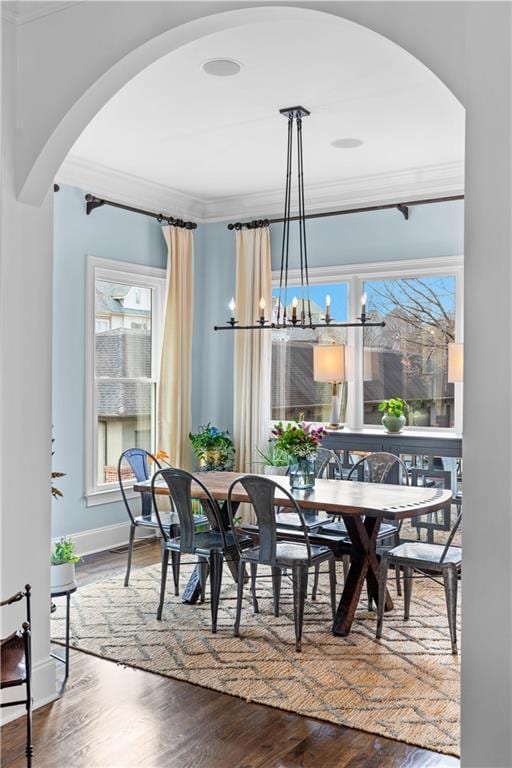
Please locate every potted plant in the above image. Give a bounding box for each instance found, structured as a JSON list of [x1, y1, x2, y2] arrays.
[[189, 423, 235, 471], [256, 443, 289, 476], [272, 418, 327, 490], [50, 538, 80, 591], [378, 397, 409, 433]]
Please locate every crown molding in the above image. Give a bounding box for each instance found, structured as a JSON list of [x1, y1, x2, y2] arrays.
[[56, 154, 202, 221], [202, 161, 465, 222], [56, 155, 464, 224], [1, 1, 82, 26]]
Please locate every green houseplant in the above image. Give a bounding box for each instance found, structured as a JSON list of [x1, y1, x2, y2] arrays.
[[50, 537, 80, 591], [272, 418, 327, 489], [256, 443, 289, 476], [189, 423, 235, 471], [378, 397, 409, 433]]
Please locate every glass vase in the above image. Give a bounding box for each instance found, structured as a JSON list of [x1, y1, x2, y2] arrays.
[[288, 456, 316, 490]]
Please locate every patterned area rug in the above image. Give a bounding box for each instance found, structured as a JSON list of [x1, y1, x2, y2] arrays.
[[51, 562, 460, 756]]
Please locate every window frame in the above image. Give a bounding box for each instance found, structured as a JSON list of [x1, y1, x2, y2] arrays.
[[271, 255, 463, 434], [85, 256, 166, 506]]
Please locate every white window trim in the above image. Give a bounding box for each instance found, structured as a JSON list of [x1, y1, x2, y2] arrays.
[[85, 256, 166, 506], [271, 255, 464, 435]]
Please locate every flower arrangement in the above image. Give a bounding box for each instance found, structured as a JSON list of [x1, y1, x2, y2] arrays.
[[272, 418, 327, 461], [189, 423, 235, 471]]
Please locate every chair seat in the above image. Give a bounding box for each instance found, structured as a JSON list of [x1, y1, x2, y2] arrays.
[[135, 513, 208, 530], [242, 541, 332, 566], [0, 631, 26, 689], [165, 531, 253, 555], [386, 541, 462, 567], [320, 520, 398, 540]]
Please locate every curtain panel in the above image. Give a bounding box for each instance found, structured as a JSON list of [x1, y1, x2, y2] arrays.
[[158, 226, 194, 469], [233, 227, 272, 474]]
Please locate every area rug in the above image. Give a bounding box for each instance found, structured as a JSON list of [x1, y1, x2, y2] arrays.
[[51, 562, 460, 756]]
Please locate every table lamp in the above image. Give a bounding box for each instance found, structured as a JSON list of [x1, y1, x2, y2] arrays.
[[448, 342, 464, 382], [314, 344, 346, 429]]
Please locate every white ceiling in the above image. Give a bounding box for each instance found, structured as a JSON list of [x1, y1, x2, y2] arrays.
[[60, 13, 465, 220]]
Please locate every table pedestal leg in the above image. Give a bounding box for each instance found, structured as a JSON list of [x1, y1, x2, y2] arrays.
[[332, 515, 393, 636]]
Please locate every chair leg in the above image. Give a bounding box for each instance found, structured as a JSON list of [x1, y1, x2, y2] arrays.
[[234, 560, 246, 638], [328, 557, 337, 622], [198, 557, 208, 604], [292, 565, 308, 653], [271, 566, 281, 617], [171, 550, 181, 597], [250, 562, 259, 614], [403, 565, 413, 620], [342, 554, 350, 582], [443, 564, 459, 655], [124, 523, 136, 587], [395, 565, 402, 596], [25, 651, 33, 767], [157, 547, 169, 620], [311, 564, 320, 600], [367, 582, 373, 611], [376, 556, 390, 639], [209, 551, 223, 634]]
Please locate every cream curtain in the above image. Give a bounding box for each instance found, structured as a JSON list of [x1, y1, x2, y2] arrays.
[[233, 227, 272, 473], [158, 226, 194, 469]]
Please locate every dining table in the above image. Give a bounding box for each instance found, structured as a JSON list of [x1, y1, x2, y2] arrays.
[[134, 471, 452, 637]]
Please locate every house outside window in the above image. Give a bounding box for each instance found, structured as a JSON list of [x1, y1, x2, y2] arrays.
[[86, 257, 165, 502]]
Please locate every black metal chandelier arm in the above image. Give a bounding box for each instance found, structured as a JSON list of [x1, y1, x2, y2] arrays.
[[297, 115, 312, 325], [282, 114, 294, 324], [214, 320, 386, 331]]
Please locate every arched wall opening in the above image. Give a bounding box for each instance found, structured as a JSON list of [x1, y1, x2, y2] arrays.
[[3, 4, 511, 767]]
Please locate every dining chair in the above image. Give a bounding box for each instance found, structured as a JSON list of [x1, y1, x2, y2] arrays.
[[118, 448, 162, 586], [376, 510, 462, 654], [151, 468, 253, 633], [1, 585, 33, 767], [227, 475, 337, 652], [410, 467, 453, 543]]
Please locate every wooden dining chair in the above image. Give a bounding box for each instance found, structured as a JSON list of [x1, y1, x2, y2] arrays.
[[1, 585, 33, 767], [228, 475, 337, 652]]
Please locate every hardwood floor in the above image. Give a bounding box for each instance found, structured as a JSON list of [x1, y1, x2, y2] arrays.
[[1, 540, 460, 768]]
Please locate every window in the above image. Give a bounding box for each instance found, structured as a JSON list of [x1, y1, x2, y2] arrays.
[[271, 257, 463, 432], [271, 282, 349, 421], [86, 257, 165, 501], [363, 275, 456, 427]]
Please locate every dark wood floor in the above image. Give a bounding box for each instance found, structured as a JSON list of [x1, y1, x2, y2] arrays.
[[1, 540, 460, 768]]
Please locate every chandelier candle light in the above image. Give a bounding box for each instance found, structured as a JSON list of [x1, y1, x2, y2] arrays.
[[214, 106, 385, 333]]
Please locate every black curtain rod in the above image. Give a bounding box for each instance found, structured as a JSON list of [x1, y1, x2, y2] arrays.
[[84, 194, 198, 229], [226, 194, 464, 230]]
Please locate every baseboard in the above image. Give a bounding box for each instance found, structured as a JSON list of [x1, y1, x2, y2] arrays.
[[0, 658, 59, 726], [51, 521, 156, 558]]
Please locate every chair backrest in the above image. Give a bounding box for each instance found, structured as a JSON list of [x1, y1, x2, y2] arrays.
[[151, 468, 223, 552], [227, 475, 312, 565], [440, 509, 462, 563], [118, 448, 160, 522], [347, 451, 410, 486], [314, 448, 342, 479]]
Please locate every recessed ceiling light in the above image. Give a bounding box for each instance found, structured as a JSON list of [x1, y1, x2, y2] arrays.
[[202, 59, 242, 77], [331, 138, 364, 149]]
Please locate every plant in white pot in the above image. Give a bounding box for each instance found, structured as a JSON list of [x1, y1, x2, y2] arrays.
[[378, 397, 409, 434], [256, 443, 289, 476], [50, 538, 80, 591]]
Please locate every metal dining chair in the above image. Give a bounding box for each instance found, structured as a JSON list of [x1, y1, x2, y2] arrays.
[[151, 468, 253, 633], [410, 467, 453, 543], [118, 448, 163, 586], [1, 585, 33, 767], [227, 475, 337, 652], [376, 510, 462, 654]]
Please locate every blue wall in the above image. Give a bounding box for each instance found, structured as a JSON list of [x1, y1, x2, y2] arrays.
[[52, 185, 167, 538], [52, 188, 463, 537]]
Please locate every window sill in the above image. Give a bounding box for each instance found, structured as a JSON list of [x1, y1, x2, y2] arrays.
[[85, 487, 137, 507]]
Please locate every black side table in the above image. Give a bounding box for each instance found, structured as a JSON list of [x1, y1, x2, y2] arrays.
[[50, 584, 77, 682]]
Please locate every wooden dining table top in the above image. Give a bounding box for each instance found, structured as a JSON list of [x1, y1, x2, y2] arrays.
[[134, 471, 452, 521]]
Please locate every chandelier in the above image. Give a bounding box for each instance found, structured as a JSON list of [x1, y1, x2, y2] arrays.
[[214, 106, 385, 332]]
